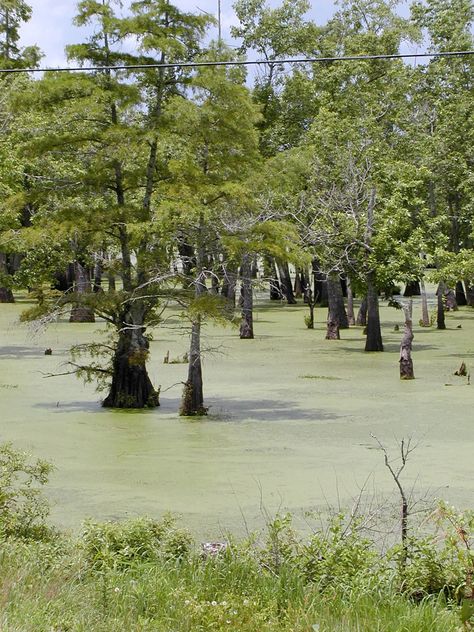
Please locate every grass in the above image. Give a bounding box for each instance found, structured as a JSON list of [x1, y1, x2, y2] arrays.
[[0, 531, 464, 632]]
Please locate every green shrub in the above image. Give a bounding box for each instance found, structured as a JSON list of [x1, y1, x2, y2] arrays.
[[0, 442, 54, 540], [300, 515, 381, 591], [81, 514, 193, 571]]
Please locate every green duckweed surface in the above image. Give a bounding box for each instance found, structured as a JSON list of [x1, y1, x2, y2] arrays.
[[0, 292, 473, 537]]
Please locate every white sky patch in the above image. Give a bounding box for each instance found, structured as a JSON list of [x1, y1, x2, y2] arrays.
[[18, 0, 338, 67]]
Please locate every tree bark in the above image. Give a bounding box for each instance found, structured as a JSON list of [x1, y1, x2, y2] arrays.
[[0, 253, 14, 303], [356, 296, 368, 326], [420, 278, 430, 327], [69, 261, 95, 322], [277, 260, 297, 304], [437, 281, 446, 330], [399, 301, 415, 380], [293, 268, 303, 299], [325, 313, 340, 340], [180, 215, 207, 416], [265, 257, 281, 300], [346, 277, 356, 326], [455, 280, 467, 306], [180, 317, 206, 416], [221, 261, 237, 308], [103, 304, 159, 408], [465, 281, 474, 307], [365, 272, 383, 352], [327, 272, 349, 329], [403, 280, 421, 297], [240, 253, 254, 339], [305, 284, 315, 329]]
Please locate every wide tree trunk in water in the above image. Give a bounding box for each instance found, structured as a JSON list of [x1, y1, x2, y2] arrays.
[[0, 253, 14, 303], [346, 277, 355, 326], [277, 261, 297, 304], [437, 282, 446, 330], [356, 296, 368, 326], [419, 278, 430, 326], [327, 273, 349, 329], [399, 301, 415, 379], [70, 261, 95, 323], [103, 306, 159, 409], [365, 272, 383, 352], [455, 280, 467, 306], [325, 313, 340, 339], [240, 254, 254, 339]]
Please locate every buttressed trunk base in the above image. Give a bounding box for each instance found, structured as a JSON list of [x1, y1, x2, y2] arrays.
[[103, 322, 159, 409]]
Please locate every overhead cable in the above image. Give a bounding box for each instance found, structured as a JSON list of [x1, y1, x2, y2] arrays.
[[0, 50, 473, 74]]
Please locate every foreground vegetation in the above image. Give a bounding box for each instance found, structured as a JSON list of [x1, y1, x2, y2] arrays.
[[1, 510, 474, 632], [1, 443, 474, 632]]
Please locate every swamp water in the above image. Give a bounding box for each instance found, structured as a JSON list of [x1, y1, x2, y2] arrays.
[[0, 295, 473, 538]]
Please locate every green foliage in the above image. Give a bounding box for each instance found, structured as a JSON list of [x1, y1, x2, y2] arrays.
[[0, 442, 53, 540], [81, 515, 193, 572], [300, 515, 380, 590]]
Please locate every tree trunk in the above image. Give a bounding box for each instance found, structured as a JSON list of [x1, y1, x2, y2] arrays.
[[180, 316, 206, 416], [399, 301, 415, 380], [305, 284, 315, 329], [177, 233, 195, 286], [327, 273, 349, 329], [69, 261, 95, 322], [403, 280, 420, 297], [108, 272, 116, 292], [293, 268, 303, 299], [221, 261, 237, 308], [346, 277, 355, 326], [356, 296, 368, 326], [420, 278, 430, 327], [180, 214, 207, 416], [93, 260, 103, 293], [0, 253, 14, 303], [240, 253, 254, 339], [455, 280, 467, 306], [437, 281, 446, 330], [103, 305, 159, 409], [265, 256, 281, 300], [325, 313, 340, 340], [277, 260, 297, 304], [464, 281, 474, 307], [445, 288, 458, 311], [365, 272, 383, 352]]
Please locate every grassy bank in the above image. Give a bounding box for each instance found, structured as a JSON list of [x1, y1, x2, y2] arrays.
[[1, 509, 473, 632]]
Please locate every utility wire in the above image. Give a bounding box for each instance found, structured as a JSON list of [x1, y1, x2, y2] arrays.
[[0, 50, 473, 74]]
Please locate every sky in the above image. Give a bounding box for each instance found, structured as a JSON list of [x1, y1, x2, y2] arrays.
[[19, 0, 339, 67]]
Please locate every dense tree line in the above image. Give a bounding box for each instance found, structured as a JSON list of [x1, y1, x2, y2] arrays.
[[0, 0, 473, 411]]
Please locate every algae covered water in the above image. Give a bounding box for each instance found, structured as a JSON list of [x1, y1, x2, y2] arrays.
[[0, 295, 473, 537]]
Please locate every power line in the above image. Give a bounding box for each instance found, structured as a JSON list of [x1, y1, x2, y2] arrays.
[[0, 50, 473, 74]]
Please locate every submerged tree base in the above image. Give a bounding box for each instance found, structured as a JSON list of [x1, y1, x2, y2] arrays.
[[102, 364, 160, 409], [179, 380, 208, 417]]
